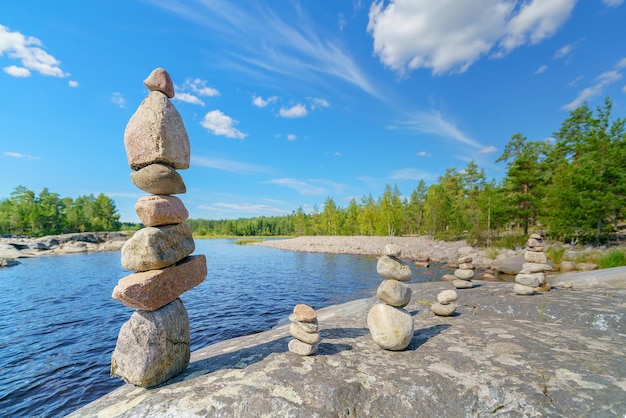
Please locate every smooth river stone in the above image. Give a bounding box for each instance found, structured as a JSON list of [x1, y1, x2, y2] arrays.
[[143, 68, 175, 98], [288, 339, 318, 356], [367, 303, 414, 351], [289, 314, 318, 333], [515, 272, 545, 288], [121, 223, 194, 271], [514, 283, 535, 295], [458, 255, 473, 264], [520, 262, 551, 274], [453, 279, 473, 289], [524, 251, 547, 264], [112, 255, 207, 310], [130, 163, 186, 195], [289, 323, 321, 345], [377, 279, 412, 308], [437, 289, 458, 305], [431, 302, 456, 317], [124, 90, 190, 170], [135, 195, 189, 227], [376, 255, 412, 282], [458, 262, 474, 270], [454, 269, 475, 280], [383, 243, 402, 257], [111, 299, 190, 388], [293, 304, 317, 322]]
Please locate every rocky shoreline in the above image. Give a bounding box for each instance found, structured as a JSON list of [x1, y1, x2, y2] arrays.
[[0, 231, 131, 266]]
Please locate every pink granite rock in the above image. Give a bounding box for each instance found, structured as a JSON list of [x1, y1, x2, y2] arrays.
[[113, 255, 207, 310], [143, 68, 175, 98], [130, 164, 186, 195], [135, 195, 189, 227], [124, 91, 190, 170], [293, 304, 317, 322]]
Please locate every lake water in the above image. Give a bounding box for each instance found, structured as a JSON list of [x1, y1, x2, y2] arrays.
[[0, 239, 450, 417]]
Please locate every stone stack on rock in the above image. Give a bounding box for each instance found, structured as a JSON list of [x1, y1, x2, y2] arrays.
[[431, 289, 458, 316], [288, 304, 320, 356], [110, 68, 207, 388], [367, 244, 414, 351], [453, 255, 475, 289], [514, 234, 551, 295]]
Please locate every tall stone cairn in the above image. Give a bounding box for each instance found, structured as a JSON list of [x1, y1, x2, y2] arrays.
[[367, 244, 414, 351], [288, 304, 321, 356], [453, 255, 475, 289], [110, 68, 207, 388], [514, 233, 551, 295]]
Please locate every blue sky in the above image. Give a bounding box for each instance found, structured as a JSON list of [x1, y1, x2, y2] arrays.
[[1, 0, 625, 223]]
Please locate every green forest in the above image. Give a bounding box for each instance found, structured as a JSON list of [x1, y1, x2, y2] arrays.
[[2, 99, 624, 245]]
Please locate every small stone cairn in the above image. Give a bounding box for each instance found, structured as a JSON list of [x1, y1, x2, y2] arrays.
[[514, 233, 551, 295], [288, 304, 320, 356], [367, 244, 414, 351], [110, 68, 207, 388], [453, 255, 475, 289], [431, 289, 457, 316]]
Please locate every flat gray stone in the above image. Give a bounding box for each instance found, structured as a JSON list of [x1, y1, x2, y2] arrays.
[[121, 223, 195, 271], [130, 163, 186, 195], [376, 279, 412, 307], [367, 303, 413, 350], [376, 255, 412, 282]]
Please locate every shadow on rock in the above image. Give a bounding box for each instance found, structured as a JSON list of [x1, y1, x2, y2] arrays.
[[407, 324, 450, 350], [320, 327, 369, 339], [317, 342, 353, 355]]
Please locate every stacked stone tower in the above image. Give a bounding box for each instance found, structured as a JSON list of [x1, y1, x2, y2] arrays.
[[367, 244, 414, 351], [514, 233, 551, 295], [110, 68, 207, 387], [288, 304, 320, 356], [453, 255, 475, 289]]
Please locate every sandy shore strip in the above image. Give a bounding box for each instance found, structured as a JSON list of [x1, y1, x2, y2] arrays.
[[254, 235, 470, 263]]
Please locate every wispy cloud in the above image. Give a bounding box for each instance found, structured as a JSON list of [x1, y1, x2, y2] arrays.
[[267, 178, 347, 196], [390, 168, 435, 181], [534, 64, 547, 75], [417, 151, 431, 157], [279, 103, 307, 118], [111, 92, 126, 108], [367, 0, 575, 75], [252, 95, 278, 108], [562, 57, 626, 110], [309, 97, 330, 109], [68, 80, 79, 87], [174, 78, 219, 106], [601, 0, 623, 6], [287, 134, 297, 141], [201, 110, 247, 139], [191, 155, 265, 173], [211, 202, 288, 214], [0, 24, 69, 78], [4, 151, 40, 160]]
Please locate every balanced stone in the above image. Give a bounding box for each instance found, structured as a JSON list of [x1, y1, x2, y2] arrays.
[[289, 323, 321, 345], [376, 255, 412, 282], [367, 303, 413, 351], [289, 314, 318, 333], [377, 279, 412, 307], [521, 262, 551, 274], [454, 269, 474, 280], [130, 163, 186, 195], [459, 262, 474, 270], [135, 195, 189, 227], [453, 279, 473, 289], [121, 223, 194, 271], [111, 299, 190, 387], [515, 273, 545, 288], [458, 255, 472, 264], [143, 68, 175, 99], [112, 255, 207, 310], [529, 233, 542, 240], [124, 91, 190, 170], [437, 289, 458, 305], [527, 246, 545, 252], [514, 283, 535, 295], [293, 304, 316, 323], [383, 243, 402, 257], [431, 302, 456, 316], [527, 238, 543, 248], [288, 339, 318, 356], [524, 251, 547, 264]]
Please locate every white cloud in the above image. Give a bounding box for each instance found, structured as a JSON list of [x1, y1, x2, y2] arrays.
[[398, 109, 484, 149], [252, 95, 278, 108], [175, 92, 205, 106], [534, 64, 548, 74], [479, 145, 498, 154], [623, 85, 626, 93], [213, 202, 287, 214], [0, 25, 69, 77], [554, 43, 573, 59], [390, 168, 434, 181], [287, 134, 297, 140], [279, 103, 307, 118], [201, 110, 247, 139], [367, 0, 575, 75], [309, 97, 330, 109], [4, 151, 40, 160], [562, 58, 626, 110], [416, 151, 431, 157], [267, 178, 326, 196], [111, 92, 126, 108], [68, 80, 79, 87], [602, 0, 623, 6], [3, 65, 30, 77], [191, 155, 264, 173]]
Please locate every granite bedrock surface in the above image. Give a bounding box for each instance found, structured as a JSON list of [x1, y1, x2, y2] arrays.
[[71, 281, 626, 417]]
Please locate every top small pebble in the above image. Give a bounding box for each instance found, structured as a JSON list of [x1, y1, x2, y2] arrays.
[[293, 304, 317, 323], [384, 244, 402, 258], [143, 67, 175, 98]]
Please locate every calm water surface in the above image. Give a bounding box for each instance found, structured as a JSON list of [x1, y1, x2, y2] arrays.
[[0, 239, 449, 417]]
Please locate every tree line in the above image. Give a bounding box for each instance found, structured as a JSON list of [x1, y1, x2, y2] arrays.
[[0, 186, 121, 236], [190, 98, 625, 245]]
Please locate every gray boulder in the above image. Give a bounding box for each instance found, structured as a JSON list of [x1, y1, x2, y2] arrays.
[[121, 223, 194, 271]]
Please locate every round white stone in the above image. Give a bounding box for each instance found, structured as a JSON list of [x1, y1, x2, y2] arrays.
[[367, 303, 414, 351], [437, 289, 458, 305]]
